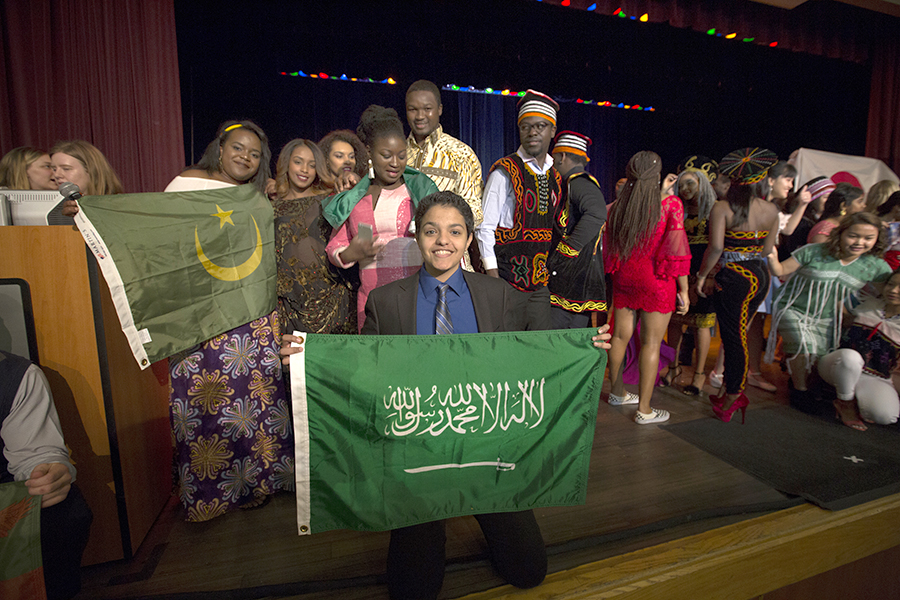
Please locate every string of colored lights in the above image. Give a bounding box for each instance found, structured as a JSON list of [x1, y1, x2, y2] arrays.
[[280, 3, 780, 112], [541, 2, 779, 48], [279, 70, 398, 85], [278, 71, 655, 112], [443, 85, 654, 111]]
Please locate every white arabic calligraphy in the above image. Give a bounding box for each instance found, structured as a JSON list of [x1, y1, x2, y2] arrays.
[[383, 379, 546, 437]]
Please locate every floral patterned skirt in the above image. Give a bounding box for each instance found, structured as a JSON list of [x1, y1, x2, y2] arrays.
[[168, 311, 294, 522]]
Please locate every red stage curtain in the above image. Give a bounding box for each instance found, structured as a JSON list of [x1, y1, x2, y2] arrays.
[[0, 0, 184, 193], [866, 35, 900, 175]]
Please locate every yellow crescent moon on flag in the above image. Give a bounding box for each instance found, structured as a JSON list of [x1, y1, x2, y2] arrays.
[[195, 215, 263, 281]]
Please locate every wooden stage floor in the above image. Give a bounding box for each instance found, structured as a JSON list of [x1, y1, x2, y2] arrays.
[[74, 362, 896, 600]]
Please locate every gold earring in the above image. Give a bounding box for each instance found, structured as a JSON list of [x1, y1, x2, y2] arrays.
[[368, 158, 375, 179]]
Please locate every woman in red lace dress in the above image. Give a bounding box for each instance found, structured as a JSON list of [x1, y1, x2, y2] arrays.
[[605, 151, 691, 424]]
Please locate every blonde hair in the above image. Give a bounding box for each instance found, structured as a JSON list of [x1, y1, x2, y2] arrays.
[[866, 179, 900, 213], [0, 147, 47, 189], [50, 140, 124, 195]]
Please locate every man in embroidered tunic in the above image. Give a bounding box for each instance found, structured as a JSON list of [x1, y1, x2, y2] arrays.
[[475, 89, 562, 330], [406, 80, 484, 271], [548, 131, 607, 329]]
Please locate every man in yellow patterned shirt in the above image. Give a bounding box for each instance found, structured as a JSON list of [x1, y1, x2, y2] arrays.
[[406, 80, 484, 270]]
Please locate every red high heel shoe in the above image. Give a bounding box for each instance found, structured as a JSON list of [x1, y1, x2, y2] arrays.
[[712, 393, 749, 423]]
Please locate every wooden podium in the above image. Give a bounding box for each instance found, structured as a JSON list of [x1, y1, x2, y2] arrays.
[[1, 226, 172, 565]]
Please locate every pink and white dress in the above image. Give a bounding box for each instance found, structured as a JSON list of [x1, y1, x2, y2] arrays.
[[326, 185, 422, 331]]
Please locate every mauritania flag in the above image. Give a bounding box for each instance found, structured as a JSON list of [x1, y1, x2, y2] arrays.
[[0, 482, 45, 600], [75, 184, 276, 369], [290, 329, 605, 534]]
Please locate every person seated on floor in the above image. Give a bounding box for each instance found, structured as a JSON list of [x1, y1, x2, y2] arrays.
[[766, 212, 892, 406], [1, 350, 93, 600], [282, 191, 612, 600], [818, 269, 900, 430]]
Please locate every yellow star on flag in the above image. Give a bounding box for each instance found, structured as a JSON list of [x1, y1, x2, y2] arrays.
[[211, 204, 235, 228]]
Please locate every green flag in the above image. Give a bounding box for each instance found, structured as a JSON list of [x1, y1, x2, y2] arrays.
[[75, 185, 276, 369], [0, 482, 45, 600], [289, 329, 605, 534]]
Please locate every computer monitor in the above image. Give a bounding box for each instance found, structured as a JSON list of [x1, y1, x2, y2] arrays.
[[0, 189, 74, 226], [0, 278, 39, 364]]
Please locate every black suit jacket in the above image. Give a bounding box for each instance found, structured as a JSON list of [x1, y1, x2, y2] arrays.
[[361, 270, 524, 335]]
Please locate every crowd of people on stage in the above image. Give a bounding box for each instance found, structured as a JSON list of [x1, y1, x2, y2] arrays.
[[3, 79, 900, 599]]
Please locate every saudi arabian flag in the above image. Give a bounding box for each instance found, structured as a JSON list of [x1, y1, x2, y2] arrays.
[[290, 329, 605, 534], [75, 184, 276, 369], [0, 482, 45, 600]]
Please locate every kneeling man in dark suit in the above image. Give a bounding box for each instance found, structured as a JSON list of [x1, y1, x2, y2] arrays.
[[366, 191, 543, 599], [283, 191, 611, 599]]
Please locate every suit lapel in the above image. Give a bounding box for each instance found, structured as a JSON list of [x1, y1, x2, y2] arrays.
[[464, 271, 497, 333], [396, 273, 419, 334]]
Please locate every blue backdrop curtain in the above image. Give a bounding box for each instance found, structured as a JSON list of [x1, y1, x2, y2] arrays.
[[457, 93, 515, 179], [456, 91, 670, 201]]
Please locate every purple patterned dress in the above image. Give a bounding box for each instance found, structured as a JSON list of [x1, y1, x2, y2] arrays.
[[163, 176, 293, 521], [168, 313, 294, 522]]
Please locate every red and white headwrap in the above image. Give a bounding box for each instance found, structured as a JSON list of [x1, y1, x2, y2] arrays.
[[517, 89, 559, 126], [552, 131, 591, 161]]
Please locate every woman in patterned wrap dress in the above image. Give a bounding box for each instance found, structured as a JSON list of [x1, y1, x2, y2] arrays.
[[165, 120, 293, 521]]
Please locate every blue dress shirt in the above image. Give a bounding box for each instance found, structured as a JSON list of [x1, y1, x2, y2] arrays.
[[415, 268, 478, 335]]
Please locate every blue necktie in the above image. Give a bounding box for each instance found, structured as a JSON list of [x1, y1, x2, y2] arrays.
[[435, 284, 453, 335]]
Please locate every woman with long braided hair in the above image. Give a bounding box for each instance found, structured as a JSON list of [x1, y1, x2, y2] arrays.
[[604, 151, 690, 424]]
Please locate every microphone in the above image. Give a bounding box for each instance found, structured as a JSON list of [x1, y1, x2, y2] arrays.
[[59, 182, 83, 201], [56, 181, 83, 221]]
